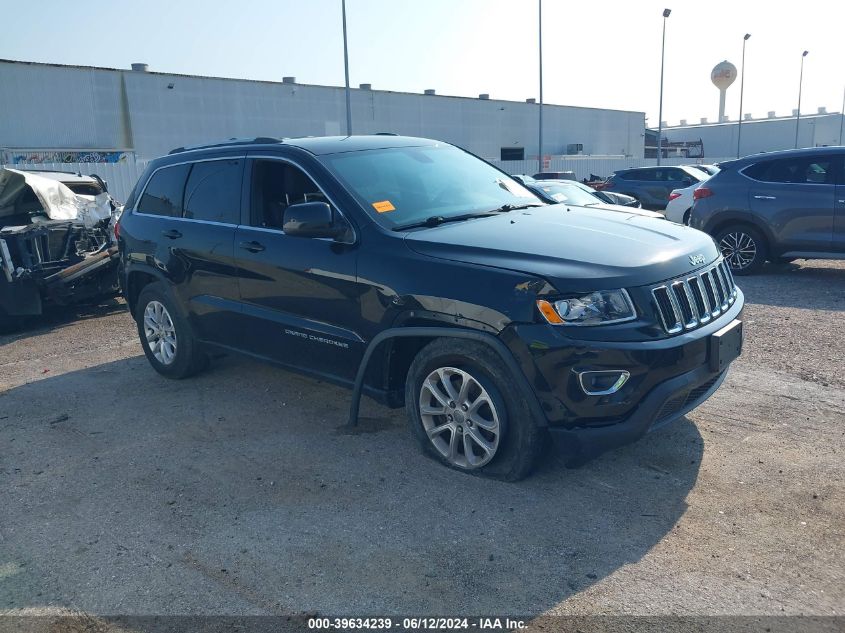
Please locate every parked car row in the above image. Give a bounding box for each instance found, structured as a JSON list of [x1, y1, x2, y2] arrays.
[[594, 165, 710, 211], [576, 149, 845, 275], [115, 135, 744, 480], [513, 175, 642, 208]]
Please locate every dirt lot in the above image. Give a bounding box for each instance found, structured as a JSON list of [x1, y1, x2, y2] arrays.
[[0, 260, 843, 618]]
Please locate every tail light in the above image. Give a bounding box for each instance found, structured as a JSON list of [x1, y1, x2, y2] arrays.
[[668, 191, 682, 201], [693, 186, 713, 200], [113, 220, 121, 241]]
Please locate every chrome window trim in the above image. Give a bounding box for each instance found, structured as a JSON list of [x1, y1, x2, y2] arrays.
[[130, 153, 357, 245], [130, 215, 238, 229]]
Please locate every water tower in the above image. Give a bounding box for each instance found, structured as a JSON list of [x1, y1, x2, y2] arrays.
[[711, 60, 737, 122]]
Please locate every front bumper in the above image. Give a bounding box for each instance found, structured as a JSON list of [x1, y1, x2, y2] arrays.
[[502, 290, 744, 463], [548, 362, 728, 464]]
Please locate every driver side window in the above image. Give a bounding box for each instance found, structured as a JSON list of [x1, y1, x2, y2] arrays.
[[250, 159, 329, 229]]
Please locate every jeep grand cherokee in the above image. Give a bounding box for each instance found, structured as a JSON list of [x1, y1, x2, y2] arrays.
[[117, 136, 743, 480]]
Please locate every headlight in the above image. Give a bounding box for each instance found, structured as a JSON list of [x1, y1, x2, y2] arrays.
[[536, 289, 636, 326]]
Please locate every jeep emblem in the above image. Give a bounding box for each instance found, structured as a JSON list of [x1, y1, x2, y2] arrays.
[[689, 254, 706, 266]]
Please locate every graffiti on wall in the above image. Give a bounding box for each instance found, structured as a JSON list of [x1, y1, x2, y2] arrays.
[[7, 151, 131, 165]]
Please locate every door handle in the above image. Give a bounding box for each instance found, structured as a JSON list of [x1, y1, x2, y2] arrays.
[[239, 240, 265, 253], [838, 199, 845, 204], [753, 195, 776, 200], [161, 229, 182, 239]]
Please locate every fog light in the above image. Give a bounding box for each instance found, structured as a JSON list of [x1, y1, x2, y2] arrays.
[[577, 370, 630, 396]]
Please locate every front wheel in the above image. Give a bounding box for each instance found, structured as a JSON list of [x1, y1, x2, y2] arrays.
[[715, 225, 767, 275], [405, 339, 545, 480]]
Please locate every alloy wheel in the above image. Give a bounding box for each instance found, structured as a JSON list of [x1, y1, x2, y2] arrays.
[[143, 300, 178, 365], [719, 231, 757, 271], [418, 366, 501, 469]]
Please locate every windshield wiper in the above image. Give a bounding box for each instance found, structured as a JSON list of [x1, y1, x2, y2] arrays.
[[392, 212, 497, 231], [392, 203, 544, 231], [492, 202, 545, 212]]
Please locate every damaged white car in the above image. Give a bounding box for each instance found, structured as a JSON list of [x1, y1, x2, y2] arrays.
[[0, 168, 122, 331]]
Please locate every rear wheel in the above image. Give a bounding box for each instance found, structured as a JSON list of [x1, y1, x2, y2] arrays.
[[682, 209, 692, 226], [715, 225, 767, 275], [405, 339, 545, 480], [135, 282, 208, 379]]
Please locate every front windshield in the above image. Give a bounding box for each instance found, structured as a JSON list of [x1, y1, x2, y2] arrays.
[[322, 145, 540, 227], [534, 183, 600, 206]]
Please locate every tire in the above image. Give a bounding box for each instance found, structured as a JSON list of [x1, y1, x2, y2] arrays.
[[682, 209, 692, 226], [404, 338, 545, 481], [715, 224, 767, 275], [135, 282, 208, 379]]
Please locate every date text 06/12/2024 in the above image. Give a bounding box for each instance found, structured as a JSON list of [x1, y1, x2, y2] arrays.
[[307, 617, 527, 630]]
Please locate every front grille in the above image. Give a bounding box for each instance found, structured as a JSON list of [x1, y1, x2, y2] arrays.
[[651, 259, 738, 334]]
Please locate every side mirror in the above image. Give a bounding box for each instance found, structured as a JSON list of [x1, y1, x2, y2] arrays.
[[283, 202, 345, 239]]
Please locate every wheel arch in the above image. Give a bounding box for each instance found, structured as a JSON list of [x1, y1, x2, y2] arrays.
[[125, 267, 168, 318], [704, 212, 775, 253], [349, 326, 547, 429]]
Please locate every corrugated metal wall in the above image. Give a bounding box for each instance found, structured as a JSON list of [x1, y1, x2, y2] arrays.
[[0, 60, 646, 161], [661, 114, 843, 158]]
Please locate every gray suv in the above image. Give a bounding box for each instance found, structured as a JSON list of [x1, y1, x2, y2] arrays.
[[599, 165, 708, 210], [690, 147, 845, 274]]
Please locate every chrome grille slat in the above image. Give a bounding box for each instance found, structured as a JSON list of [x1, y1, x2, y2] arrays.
[[713, 267, 729, 309], [671, 281, 698, 329], [651, 258, 738, 335], [687, 277, 711, 324], [700, 271, 718, 317], [653, 286, 683, 334]]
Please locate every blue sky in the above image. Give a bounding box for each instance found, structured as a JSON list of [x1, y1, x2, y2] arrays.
[[3, 0, 843, 125]]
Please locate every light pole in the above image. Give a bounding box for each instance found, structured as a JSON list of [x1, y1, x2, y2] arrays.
[[736, 33, 751, 158], [342, 0, 352, 135], [794, 50, 808, 149], [538, 0, 544, 174], [657, 8, 671, 165]]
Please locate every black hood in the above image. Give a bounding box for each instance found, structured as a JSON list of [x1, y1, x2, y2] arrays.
[[403, 204, 720, 293]]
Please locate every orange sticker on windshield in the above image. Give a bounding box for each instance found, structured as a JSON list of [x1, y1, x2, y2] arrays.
[[372, 200, 396, 213]]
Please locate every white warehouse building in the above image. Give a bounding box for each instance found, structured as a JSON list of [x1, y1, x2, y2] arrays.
[[0, 59, 646, 163], [660, 111, 844, 159]]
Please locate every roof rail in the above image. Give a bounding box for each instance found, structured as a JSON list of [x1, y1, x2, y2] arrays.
[[168, 137, 284, 155]]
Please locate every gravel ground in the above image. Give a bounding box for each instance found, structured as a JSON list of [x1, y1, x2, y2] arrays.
[[0, 260, 842, 619]]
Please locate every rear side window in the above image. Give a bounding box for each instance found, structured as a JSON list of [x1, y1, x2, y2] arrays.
[[183, 159, 243, 223], [744, 157, 834, 184], [136, 164, 190, 217]]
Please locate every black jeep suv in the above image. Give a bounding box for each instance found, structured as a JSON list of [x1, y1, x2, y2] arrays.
[[117, 136, 744, 480]]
